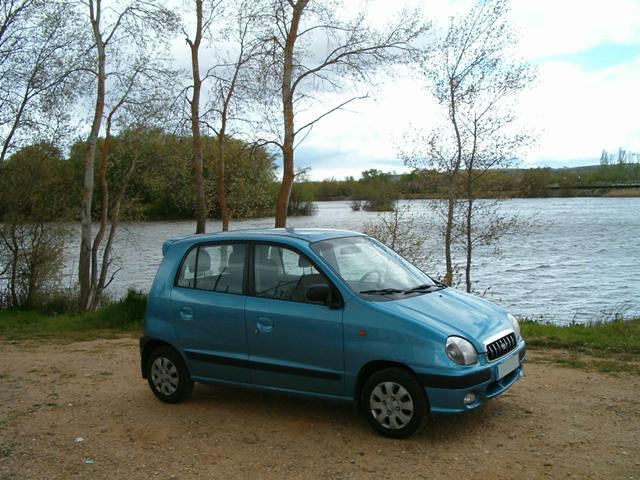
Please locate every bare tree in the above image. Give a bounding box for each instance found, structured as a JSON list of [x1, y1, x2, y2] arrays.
[[78, 0, 177, 309], [0, 0, 86, 165], [403, 0, 534, 291], [402, 129, 463, 286], [202, 1, 261, 231], [183, 0, 230, 234], [256, 0, 427, 227]]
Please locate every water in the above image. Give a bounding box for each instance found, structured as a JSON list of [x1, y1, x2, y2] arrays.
[[60, 197, 640, 324]]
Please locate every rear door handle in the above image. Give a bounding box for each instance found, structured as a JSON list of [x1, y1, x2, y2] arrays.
[[180, 306, 194, 321], [256, 316, 274, 334]]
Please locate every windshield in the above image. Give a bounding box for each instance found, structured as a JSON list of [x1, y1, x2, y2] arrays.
[[310, 236, 440, 298]]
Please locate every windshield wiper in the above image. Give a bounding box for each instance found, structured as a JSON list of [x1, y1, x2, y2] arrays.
[[403, 283, 445, 295], [359, 288, 404, 295]]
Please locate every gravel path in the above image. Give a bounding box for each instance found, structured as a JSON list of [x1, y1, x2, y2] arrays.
[[1, 338, 638, 479]]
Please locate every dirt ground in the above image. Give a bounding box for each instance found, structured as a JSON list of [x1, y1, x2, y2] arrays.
[[1, 338, 638, 480]]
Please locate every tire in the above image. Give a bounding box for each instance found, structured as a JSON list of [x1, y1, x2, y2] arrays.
[[146, 346, 193, 404], [360, 368, 428, 439]]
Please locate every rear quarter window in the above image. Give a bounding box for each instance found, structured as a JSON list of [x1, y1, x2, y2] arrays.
[[175, 243, 245, 294]]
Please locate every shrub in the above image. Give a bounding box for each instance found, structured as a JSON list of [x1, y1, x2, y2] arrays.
[[92, 289, 147, 329]]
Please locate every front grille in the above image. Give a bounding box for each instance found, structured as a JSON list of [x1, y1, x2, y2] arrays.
[[486, 332, 517, 361]]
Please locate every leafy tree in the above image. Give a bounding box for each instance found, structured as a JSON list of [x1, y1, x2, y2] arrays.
[[357, 169, 399, 211], [519, 168, 551, 197], [0, 143, 75, 307], [0, 0, 86, 164], [77, 0, 178, 309], [287, 167, 317, 216]]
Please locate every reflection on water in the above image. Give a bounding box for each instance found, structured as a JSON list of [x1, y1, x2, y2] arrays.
[[60, 197, 640, 324]]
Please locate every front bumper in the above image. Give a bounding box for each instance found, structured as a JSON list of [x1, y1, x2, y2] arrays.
[[417, 342, 526, 415]]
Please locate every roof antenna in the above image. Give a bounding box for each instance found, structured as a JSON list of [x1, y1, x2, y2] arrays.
[[285, 226, 295, 233]]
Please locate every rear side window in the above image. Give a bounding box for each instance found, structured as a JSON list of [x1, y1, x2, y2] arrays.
[[176, 243, 245, 294]]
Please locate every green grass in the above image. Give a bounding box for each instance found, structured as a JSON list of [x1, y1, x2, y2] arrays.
[[0, 290, 146, 341], [521, 319, 640, 355], [1, 292, 638, 368]]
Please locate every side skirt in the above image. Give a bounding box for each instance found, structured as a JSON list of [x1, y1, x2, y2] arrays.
[[190, 374, 354, 404]]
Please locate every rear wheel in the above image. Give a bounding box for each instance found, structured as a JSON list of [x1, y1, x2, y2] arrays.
[[361, 368, 427, 438], [147, 346, 193, 403]]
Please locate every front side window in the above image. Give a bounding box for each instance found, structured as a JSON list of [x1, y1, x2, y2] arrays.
[[254, 244, 329, 302], [311, 236, 439, 298], [176, 243, 245, 294]]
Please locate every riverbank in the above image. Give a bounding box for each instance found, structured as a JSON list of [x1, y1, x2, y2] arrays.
[[1, 301, 639, 374], [0, 290, 145, 341]]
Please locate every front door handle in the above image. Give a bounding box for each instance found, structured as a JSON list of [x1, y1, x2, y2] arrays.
[[256, 316, 274, 334], [180, 306, 194, 321]]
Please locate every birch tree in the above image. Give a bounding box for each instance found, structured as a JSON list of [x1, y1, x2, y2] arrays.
[[86, 57, 177, 310], [78, 0, 177, 309]]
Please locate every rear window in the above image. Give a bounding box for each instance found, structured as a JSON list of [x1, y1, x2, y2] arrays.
[[176, 243, 245, 294]]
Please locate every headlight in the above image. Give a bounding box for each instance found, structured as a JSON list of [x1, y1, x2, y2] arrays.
[[507, 313, 521, 340], [445, 336, 478, 365]]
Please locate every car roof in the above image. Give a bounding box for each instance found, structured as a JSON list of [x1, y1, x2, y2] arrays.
[[165, 228, 366, 252]]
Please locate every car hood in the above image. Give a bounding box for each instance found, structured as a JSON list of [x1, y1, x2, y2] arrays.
[[375, 287, 512, 351]]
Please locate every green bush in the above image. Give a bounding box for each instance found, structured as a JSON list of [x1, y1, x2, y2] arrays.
[[91, 289, 147, 329]]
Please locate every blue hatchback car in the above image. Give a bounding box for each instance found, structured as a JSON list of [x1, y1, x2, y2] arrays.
[[140, 228, 525, 438]]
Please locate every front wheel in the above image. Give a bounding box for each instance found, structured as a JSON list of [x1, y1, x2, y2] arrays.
[[361, 368, 428, 438], [147, 346, 193, 403]]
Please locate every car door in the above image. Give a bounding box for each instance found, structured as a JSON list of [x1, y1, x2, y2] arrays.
[[245, 243, 344, 396], [171, 242, 250, 383]]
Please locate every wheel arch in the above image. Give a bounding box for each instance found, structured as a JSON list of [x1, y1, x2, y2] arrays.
[[354, 360, 425, 406], [140, 338, 178, 378]]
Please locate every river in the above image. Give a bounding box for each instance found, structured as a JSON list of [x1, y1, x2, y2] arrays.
[[60, 197, 640, 324]]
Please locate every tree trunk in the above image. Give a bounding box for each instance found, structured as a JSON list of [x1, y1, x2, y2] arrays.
[[88, 119, 111, 306], [86, 115, 117, 310], [443, 78, 463, 286], [9, 227, 18, 306], [465, 189, 473, 293], [189, 0, 206, 234], [275, 142, 294, 228], [79, 9, 105, 310], [464, 121, 478, 293], [274, 0, 306, 228], [90, 155, 136, 310], [216, 130, 229, 231]]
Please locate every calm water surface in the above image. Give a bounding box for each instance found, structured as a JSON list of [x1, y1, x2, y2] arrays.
[[61, 197, 640, 324]]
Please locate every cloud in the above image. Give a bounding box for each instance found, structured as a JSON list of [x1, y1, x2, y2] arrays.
[[518, 57, 640, 165], [291, 69, 443, 180], [168, 0, 640, 180], [288, 0, 640, 179], [510, 0, 640, 59]]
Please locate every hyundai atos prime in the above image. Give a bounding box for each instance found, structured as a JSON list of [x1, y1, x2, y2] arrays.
[[140, 228, 525, 438]]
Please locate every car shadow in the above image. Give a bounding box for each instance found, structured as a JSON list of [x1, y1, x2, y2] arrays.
[[185, 381, 512, 441]]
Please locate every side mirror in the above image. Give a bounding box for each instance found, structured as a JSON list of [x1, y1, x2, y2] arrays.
[[306, 283, 331, 303]]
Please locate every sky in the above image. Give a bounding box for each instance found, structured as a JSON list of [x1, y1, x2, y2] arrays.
[[285, 0, 640, 180]]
